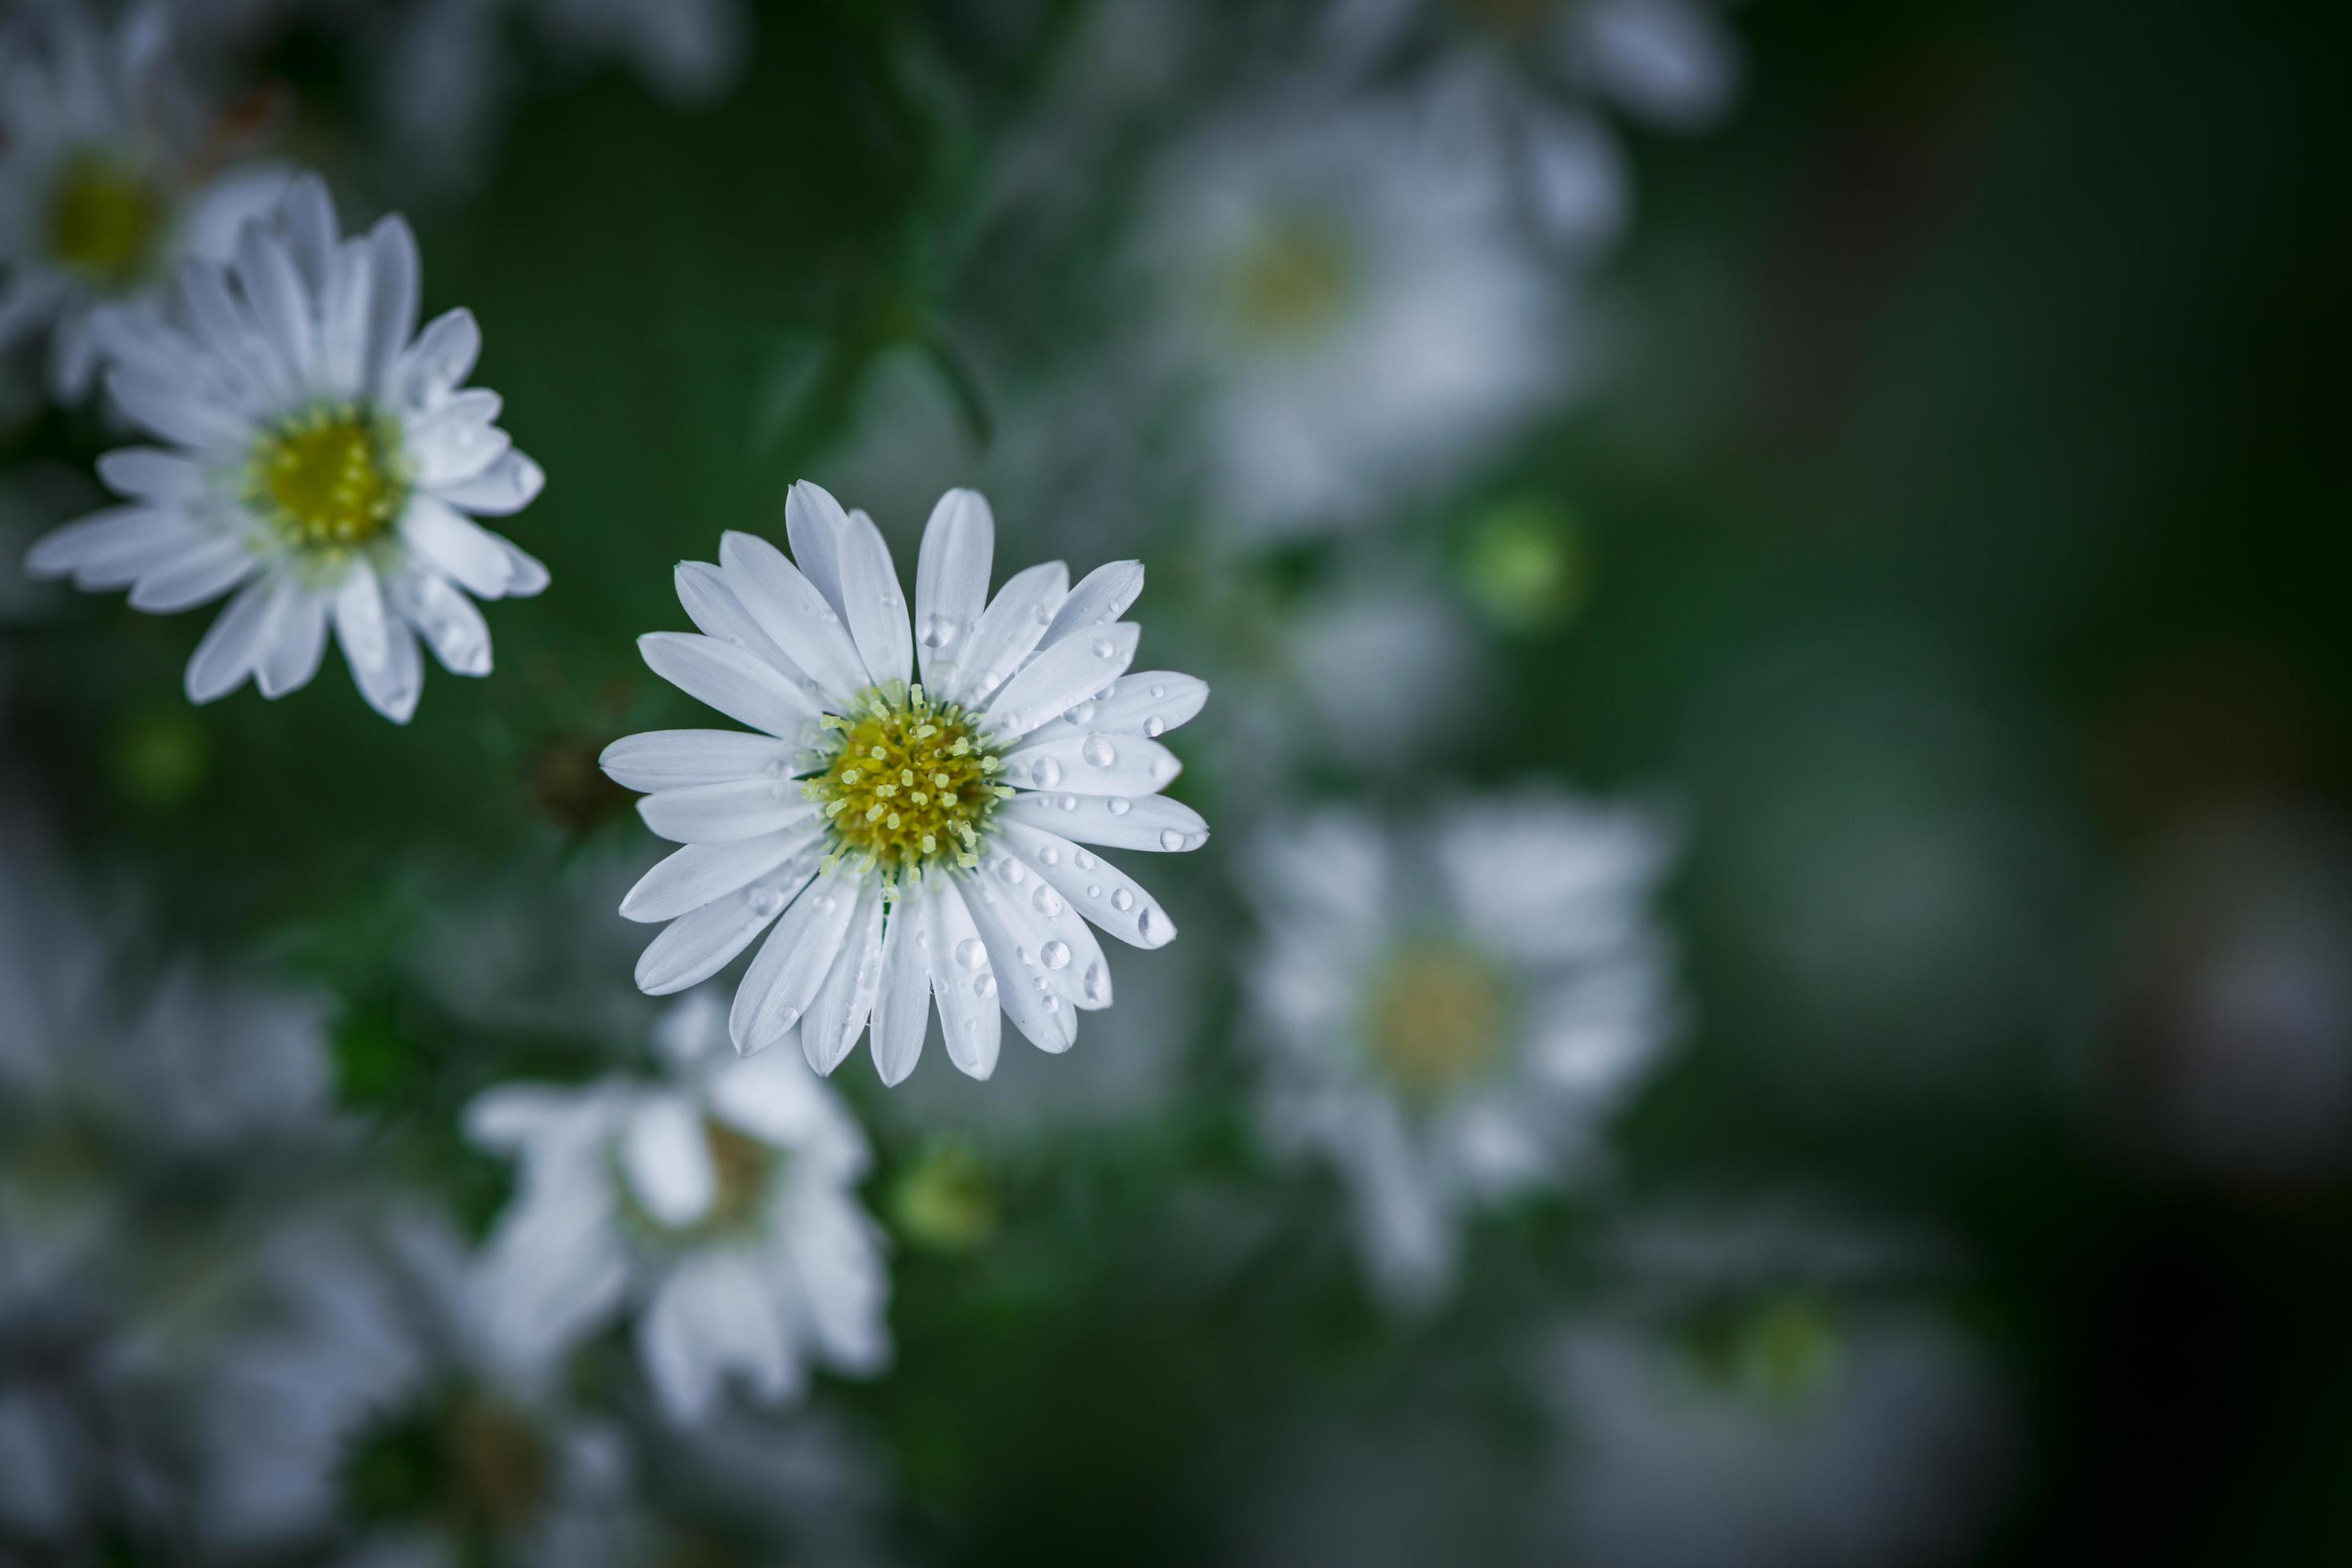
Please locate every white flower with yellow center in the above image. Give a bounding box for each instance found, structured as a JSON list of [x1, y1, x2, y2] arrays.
[[1244, 795, 1678, 1304], [0, 3, 292, 401], [600, 481, 1209, 1083], [462, 993, 889, 1426], [21, 174, 547, 722]]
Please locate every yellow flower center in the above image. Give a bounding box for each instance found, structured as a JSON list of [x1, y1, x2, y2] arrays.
[[247, 406, 410, 550], [1366, 942, 1511, 1101], [803, 683, 1010, 880], [45, 149, 166, 290], [1229, 218, 1357, 342]]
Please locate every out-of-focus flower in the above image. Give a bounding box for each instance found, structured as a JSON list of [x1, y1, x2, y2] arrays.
[[1535, 1204, 2014, 1568], [24, 173, 549, 722], [463, 990, 890, 1426], [195, 1208, 644, 1564], [1322, 0, 1742, 249], [1242, 794, 1678, 1304], [0, 2, 290, 402], [2096, 804, 2352, 1194], [601, 481, 1209, 1083], [1140, 102, 1569, 539]]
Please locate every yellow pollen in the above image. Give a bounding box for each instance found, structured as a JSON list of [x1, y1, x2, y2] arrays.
[[1365, 942, 1512, 1102], [247, 404, 409, 550], [802, 682, 1002, 880], [45, 149, 166, 290]]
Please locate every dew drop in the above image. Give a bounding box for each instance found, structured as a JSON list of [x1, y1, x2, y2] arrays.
[[1040, 939, 1071, 970], [1074, 850, 1098, 870], [1030, 756, 1063, 789], [768, 780, 791, 799], [1150, 683, 1166, 698], [1082, 962, 1108, 1004], [1064, 699, 1097, 726], [1106, 798, 1131, 816], [749, 886, 783, 917], [1032, 886, 1066, 918], [918, 613, 958, 650], [1039, 844, 1061, 866], [972, 972, 996, 998], [994, 857, 1028, 886], [1086, 883, 1102, 898], [1142, 716, 1166, 738], [1136, 908, 1158, 942], [1032, 602, 1052, 625], [955, 937, 986, 970], [1040, 992, 1062, 1014], [1057, 794, 1078, 812], [1110, 887, 1135, 913], [778, 1006, 802, 1030], [1082, 734, 1117, 768], [1158, 828, 1186, 850], [1090, 636, 1116, 659], [766, 757, 790, 778]]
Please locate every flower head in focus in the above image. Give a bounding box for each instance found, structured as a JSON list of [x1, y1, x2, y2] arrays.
[[601, 481, 1209, 1084], [1243, 793, 1678, 1304], [23, 174, 548, 722], [463, 991, 890, 1426], [0, 2, 290, 402]]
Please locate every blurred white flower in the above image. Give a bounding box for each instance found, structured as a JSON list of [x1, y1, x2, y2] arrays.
[[1142, 102, 1570, 539], [0, 1, 290, 402], [1243, 794, 1678, 1304], [196, 1208, 645, 1564], [601, 481, 1209, 1084], [23, 173, 549, 722], [464, 990, 890, 1426], [1322, 0, 1742, 248], [1536, 1205, 2015, 1568]]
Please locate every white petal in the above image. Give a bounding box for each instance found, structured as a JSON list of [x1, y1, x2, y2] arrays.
[[183, 576, 279, 702], [639, 1253, 795, 1425], [729, 874, 862, 1056], [105, 370, 254, 450], [365, 215, 420, 396], [258, 590, 328, 698], [334, 563, 423, 723], [1041, 560, 1143, 648], [95, 448, 205, 503], [463, 1083, 589, 1151], [957, 870, 1078, 1054], [1031, 670, 1208, 740], [717, 530, 869, 706], [800, 880, 886, 1076], [498, 538, 550, 595], [408, 407, 512, 488], [912, 487, 993, 689], [782, 479, 850, 618], [869, 900, 932, 1086], [389, 306, 479, 407], [638, 779, 817, 845], [634, 874, 804, 996], [621, 1094, 718, 1230], [707, 1050, 851, 1153], [1001, 732, 1180, 797], [941, 560, 1065, 707], [231, 222, 316, 383], [129, 535, 258, 612], [621, 828, 816, 924], [997, 790, 1208, 854], [979, 621, 1138, 744], [675, 561, 799, 678], [638, 632, 818, 741], [400, 495, 514, 598], [834, 507, 912, 689], [432, 450, 544, 516], [600, 730, 796, 793], [390, 571, 491, 676], [281, 174, 338, 294], [922, 879, 1001, 1079], [994, 820, 1177, 950], [317, 238, 370, 398], [25, 505, 192, 588]]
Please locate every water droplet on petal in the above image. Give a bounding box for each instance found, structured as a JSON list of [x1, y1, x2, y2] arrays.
[[1158, 828, 1186, 850], [1039, 844, 1061, 866], [1142, 716, 1166, 738], [1065, 699, 1097, 726], [995, 857, 1027, 886], [1082, 734, 1116, 769], [1082, 962, 1108, 1004], [1136, 908, 1158, 942], [1057, 794, 1078, 811], [1032, 886, 1065, 918], [1032, 602, 1052, 625], [1030, 757, 1062, 788], [1110, 887, 1134, 913], [1040, 939, 1071, 970], [1090, 636, 1116, 659], [1075, 850, 1097, 870], [750, 887, 783, 917], [1086, 883, 1102, 898], [1150, 683, 1166, 698], [1106, 798, 1130, 816], [955, 937, 986, 970], [973, 972, 996, 998], [918, 613, 958, 650]]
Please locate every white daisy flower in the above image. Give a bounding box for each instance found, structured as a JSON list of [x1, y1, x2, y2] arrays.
[[463, 990, 891, 1426], [600, 480, 1209, 1084], [1243, 794, 1678, 1305], [1142, 102, 1567, 538], [1322, 0, 1742, 249], [0, 2, 291, 402], [21, 172, 548, 722]]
